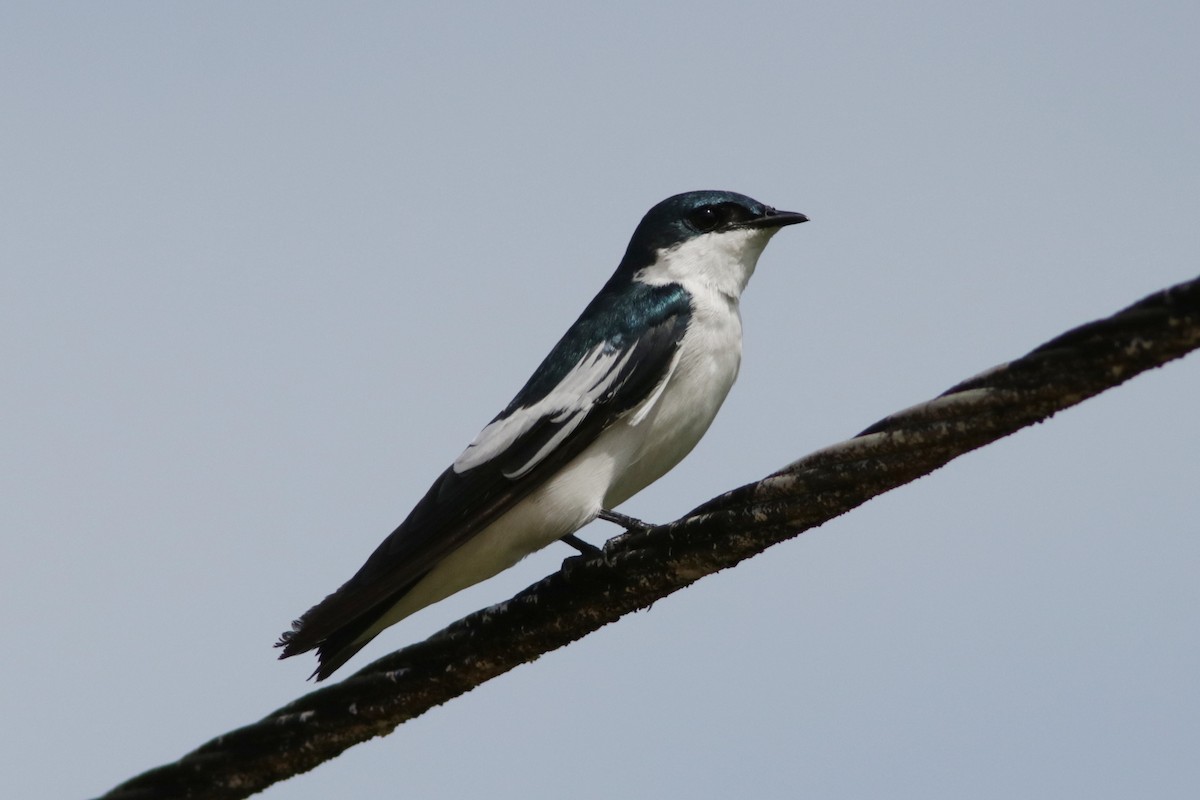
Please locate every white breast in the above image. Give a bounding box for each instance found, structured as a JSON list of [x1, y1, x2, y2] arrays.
[[600, 289, 743, 505]]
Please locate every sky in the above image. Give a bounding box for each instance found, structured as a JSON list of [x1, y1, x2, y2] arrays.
[[3, 3, 1198, 798]]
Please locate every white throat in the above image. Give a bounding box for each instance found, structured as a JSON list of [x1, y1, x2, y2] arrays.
[[632, 227, 779, 299]]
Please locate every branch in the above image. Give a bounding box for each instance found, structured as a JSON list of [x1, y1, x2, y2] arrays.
[[100, 274, 1200, 800]]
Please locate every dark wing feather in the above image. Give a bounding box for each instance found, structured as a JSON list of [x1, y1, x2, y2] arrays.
[[278, 282, 692, 679]]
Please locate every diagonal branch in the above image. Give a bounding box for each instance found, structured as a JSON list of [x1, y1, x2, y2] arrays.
[[100, 274, 1200, 800]]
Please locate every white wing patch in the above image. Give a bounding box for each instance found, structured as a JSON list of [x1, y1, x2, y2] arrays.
[[625, 344, 682, 427], [452, 342, 640, 478]]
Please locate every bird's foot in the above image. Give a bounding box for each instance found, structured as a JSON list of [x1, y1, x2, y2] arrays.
[[598, 508, 655, 534], [560, 533, 602, 556], [561, 510, 655, 556]]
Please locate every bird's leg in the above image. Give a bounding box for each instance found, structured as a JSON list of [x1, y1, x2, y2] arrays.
[[561, 510, 655, 555], [598, 508, 654, 534], [559, 533, 602, 556]]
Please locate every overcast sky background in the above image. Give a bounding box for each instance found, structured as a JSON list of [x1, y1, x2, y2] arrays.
[[4, 3, 1198, 798]]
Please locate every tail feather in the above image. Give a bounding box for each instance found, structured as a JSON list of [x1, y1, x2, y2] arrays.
[[309, 628, 378, 681], [276, 580, 419, 680]]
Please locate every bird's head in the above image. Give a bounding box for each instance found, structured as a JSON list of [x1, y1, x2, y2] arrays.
[[618, 190, 807, 297]]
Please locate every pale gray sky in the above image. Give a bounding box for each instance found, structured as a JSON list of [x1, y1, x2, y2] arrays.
[[3, 3, 1198, 798]]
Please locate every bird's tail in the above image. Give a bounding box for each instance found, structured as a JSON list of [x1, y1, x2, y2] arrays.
[[276, 612, 384, 681]]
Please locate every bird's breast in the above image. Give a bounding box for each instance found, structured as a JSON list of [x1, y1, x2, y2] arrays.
[[602, 296, 744, 505]]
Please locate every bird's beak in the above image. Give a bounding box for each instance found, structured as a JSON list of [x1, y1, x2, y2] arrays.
[[739, 207, 809, 230]]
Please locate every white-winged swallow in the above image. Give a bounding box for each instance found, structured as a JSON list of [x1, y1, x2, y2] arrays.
[[278, 190, 807, 679]]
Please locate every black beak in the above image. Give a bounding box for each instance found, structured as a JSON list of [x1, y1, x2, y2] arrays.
[[740, 207, 809, 230]]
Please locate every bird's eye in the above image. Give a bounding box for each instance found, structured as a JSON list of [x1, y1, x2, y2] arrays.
[[686, 205, 725, 233]]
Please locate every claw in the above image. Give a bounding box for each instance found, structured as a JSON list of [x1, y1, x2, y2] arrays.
[[597, 508, 654, 534]]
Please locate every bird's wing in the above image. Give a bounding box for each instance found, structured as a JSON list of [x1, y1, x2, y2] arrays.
[[278, 283, 692, 671]]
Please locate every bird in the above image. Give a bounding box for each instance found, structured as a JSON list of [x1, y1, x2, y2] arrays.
[[277, 190, 807, 680]]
